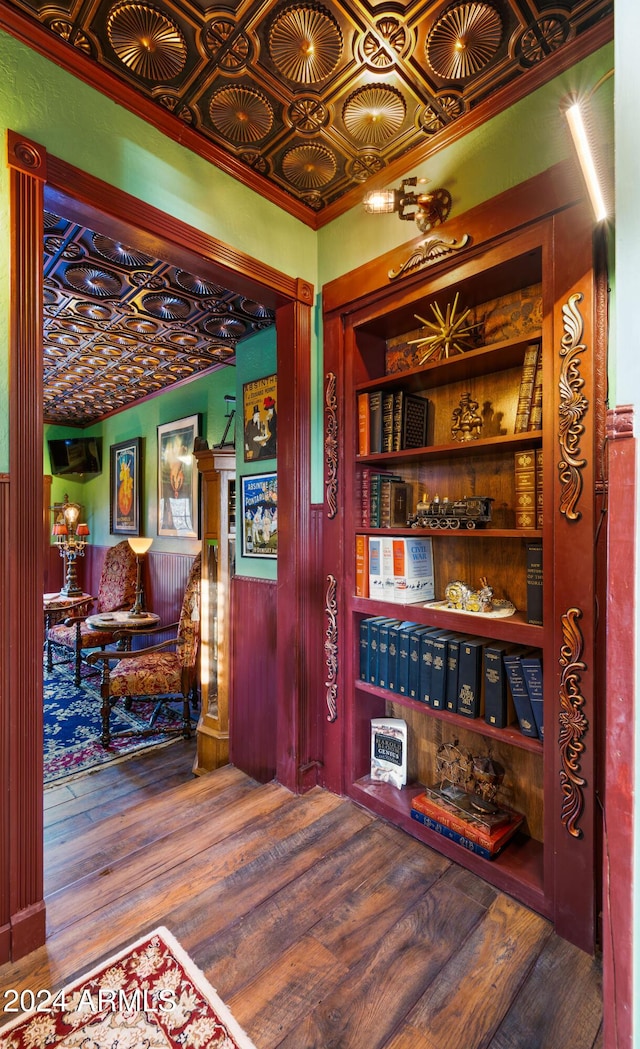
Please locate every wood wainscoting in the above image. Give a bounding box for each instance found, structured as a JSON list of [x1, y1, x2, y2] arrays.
[[230, 575, 277, 783]]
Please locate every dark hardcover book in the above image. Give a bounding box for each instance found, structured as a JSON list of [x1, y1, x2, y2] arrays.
[[392, 390, 404, 452], [528, 355, 543, 431], [360, 467, 372, 527], [456, 638, 486, 718], [368, 617, 396, 686], [521, 654, 544, 740], [378, 618, 402, 690], [359, 617, 371, 682], [514, 448, 537, 529], [396, 622, 421, 696], [535, 447, 544, 529], [483, 642, 517, 728], [418, 629, 444, 705], [382, 391, 394, 453], [444, 634, 465, 713], [410, 809, 506, 861], [402, 394, 430, 449], [369, 390, 383, 454], [408, 627, 433, 700], [504, 650, 539, 738], [526, 542, 543, 625], [413, 789, 525, 848], [369, 472, 402, 528], [514, 342, 540, 433], [429, 631, 457, 710]]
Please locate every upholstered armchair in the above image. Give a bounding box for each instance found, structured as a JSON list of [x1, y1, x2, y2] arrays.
[[87, 554, 201, 747], [46, 540, 138, 686]]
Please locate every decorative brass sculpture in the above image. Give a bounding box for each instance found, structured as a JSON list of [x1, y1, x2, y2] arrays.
[[451, 391, 482, 441]]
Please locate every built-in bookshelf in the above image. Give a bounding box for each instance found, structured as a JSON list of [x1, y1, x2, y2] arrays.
[[322, 194, 601, 952]]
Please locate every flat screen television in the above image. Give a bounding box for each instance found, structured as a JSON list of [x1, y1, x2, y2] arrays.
[[48, 437, 102, 480]]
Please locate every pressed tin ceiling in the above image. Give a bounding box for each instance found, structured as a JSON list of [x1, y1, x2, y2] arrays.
[[1, 0, 613, 224], [43, 211, 275, 426]]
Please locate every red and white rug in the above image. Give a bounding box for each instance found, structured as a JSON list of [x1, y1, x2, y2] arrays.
[[0, 926, 257, 1048]]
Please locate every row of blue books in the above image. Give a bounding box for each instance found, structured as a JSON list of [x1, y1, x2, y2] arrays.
[[359, 616, 543, 739]]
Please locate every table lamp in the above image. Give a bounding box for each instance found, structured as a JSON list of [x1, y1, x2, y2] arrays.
[[127, 537, 153, 617]]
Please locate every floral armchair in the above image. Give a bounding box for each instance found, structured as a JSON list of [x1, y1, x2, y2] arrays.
[[46, 540, 138, 686], [87, 553, 201, 746]]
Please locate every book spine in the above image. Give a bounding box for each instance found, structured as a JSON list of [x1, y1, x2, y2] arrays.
[[419, 632, 437, 705], [408, 628, 429, 699], [514, 343, 540, 433], [392, 390, 404, 452], [526, 542, 543, 625], [504, 654, 539, 738], [357, 392, 370, 456], [355, 534, 369, 599], [369, 474, 381, 527], [514, 448, 537, 529], [402, 395, 429, 449], [528, 354, 543, 431], [359, 618, 370, 681], [521, 656, 544, 740], [411, 795, 518, 851], [456, 640, 485, 718], [410, 809, 494, 860], [377, 620, 396, 690], [382, 392, 394, 453], [386, 621, 402, 692], [429, 633, 450, 710], [445, 636, 461, 712], [397, 624, 417, 696], [379, 477, 392, 528], [535, 448, 543, 530], [369, 391, 383, 454], [483, 645, 513, 728]]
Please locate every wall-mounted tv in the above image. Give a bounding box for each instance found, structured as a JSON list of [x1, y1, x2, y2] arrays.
[[48, 437, 102, 481]]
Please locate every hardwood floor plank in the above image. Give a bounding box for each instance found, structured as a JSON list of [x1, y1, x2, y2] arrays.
[[273, 877, 487, 1049]]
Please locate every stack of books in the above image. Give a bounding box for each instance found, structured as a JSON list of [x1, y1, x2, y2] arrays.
[[410, 782, 525, 859], [358, 389, 431, 454]]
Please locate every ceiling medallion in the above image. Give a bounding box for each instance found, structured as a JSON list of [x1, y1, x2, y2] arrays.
[[64, 265, 122, 298], [287, 97, 328, 134], [360, 18, 409, 69], [175, 272, 224, 296], [348, 153, 386, 182], [281, 143, 337, 188], [74, 302, 113, 320], [141, 292, 191, 319], [426, 2, 502, 80], [92, 234, 154, 267], [268, 5, 343, 85], [420, 93, 465, 133], [517, 16, 570, 67], [240, 299, 275, 319], [203, 317, 247, 338], [209, 85, 274, 143], [343, 84, 406, 144], [123, 318, 159, 333], [205, 19, 250, 70], [106, 3, 187, 81]]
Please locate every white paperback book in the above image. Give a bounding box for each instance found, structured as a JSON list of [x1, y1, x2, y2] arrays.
[[370, 717, 408, 789]]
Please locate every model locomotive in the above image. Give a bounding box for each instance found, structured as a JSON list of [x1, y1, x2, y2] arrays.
[[408, 495, 493, 530]]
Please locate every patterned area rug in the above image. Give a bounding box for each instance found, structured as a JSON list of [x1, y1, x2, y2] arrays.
[[0, 926, 257, 1048], [44, 661, 191, 786]]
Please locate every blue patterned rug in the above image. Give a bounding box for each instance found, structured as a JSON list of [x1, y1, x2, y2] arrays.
[[44, 661, 192, 786]]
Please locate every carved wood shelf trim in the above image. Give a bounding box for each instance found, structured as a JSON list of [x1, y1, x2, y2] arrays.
[[324, 574, 338, 723], [558, 292, 588, 522], [325, 371, 338, 519], [558, 606, 588, 839]]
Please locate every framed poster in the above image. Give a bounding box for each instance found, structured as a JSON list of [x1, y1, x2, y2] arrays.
[[157, 414, 201, 538], [241, 472, 277, 559], [242, 373, 277, 462], [110, 437, 142, 536]]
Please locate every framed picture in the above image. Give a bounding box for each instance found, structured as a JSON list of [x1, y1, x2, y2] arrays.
[[241, 472, 277, 559], [110, 437, 142, 536], [157, 414, 201, 538], [242, 373, 277, 462]]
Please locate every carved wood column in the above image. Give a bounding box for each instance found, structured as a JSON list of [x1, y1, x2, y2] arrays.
[[6, 131, 47, 959]]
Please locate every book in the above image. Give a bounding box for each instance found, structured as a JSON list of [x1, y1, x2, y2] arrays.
[[360, 467, 372, 527], [483, 642, 517, 728], [377, 618, 401, 690], [413, 788, 525, 853], [410, 808, 520, 860], [392, 390, 404, 452], [379, 479, 411, 528], [456, 637, 486, 718], [368, 617, 397, 685], [369, 472, 402, 527], [445, 634, 464, 713], [418, 629, 447, 705], [514, 343, 540, 433], [402, 394, 430, 449], [514, 448, 537, 529], [371, 717, 407, 789], [429, 631, 457, 710], [535, 448, 544, 530], [520, 654, 544, 740], [382, 391, 394, 452], [369, 390, 383, 454], [396, 621, 422, 696], [359, 616, 390, 683], [391, 536, 435, 603], [357, 392, 370, 456], [504, 650, 539, 738], [368, 535, 394, 600], [408, 627, 433, 700], [528, 354, 543, 431], [526, 542, 543, 625], [354, 533, 369, 598]]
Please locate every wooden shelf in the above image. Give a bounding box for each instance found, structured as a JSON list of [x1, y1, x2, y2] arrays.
[[349, 777, 548, 917], [358, 527, 542, 540], [356, 429, 542, 467], [352, 598, 543, 648]]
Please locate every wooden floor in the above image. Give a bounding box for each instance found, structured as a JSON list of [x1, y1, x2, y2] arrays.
[[1, 743, 603, 1048]]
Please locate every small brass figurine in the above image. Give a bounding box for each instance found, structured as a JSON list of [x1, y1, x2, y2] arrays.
[[445, 576, 494, 613], [451, 392, 482, 441]]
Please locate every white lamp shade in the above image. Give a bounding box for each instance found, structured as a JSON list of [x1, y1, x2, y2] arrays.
[[128, 537, 153, 556]]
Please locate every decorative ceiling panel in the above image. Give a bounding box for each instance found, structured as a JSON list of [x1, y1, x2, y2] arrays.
[[43, 212, 275, 426], [3, 0, 613, 220]]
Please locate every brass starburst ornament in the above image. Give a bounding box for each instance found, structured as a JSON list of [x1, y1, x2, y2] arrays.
[[408, 291, 477, 362]]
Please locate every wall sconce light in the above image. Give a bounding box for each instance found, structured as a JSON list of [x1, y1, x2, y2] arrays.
[[127, 536, 153, 617], [52, 497, 90, 596], [363, 177, 452, 233], [563, 69, 613, 224]]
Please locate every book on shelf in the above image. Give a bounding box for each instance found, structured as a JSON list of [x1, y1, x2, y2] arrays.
[[412, 786, 525, 858], [382, 391, 395, 453], [514, 343, 540, 433], [526, 542, 543, 625], [379, 478, 411, 528], [360, 467, 371, 527], [503, 649, 540, 738], [417, 628, 447, 705], [528, 355, 543, 431], [514, 448, 537, 529], [396, 621, 423, 696], [429, 631, 457, 711], [456, 637, 486, 718], [444, 634, 465, 713], [371, 717, 407, 789], [357, 392, 370, 456], [369, 390, 383, 454], [402, 394, 431, 449], [483, 642, 517, 728], [368, 472, 403, 527], [408, 626, 433, 700], [410, 805, 523, 861], [391, 536, 435, 603], [520, 654, 544, 740], [367, 617, 397, 685], [377, 618, 400, 690], [355, 533, 369, 598], [368, 535, 394, 600], [535, 448, 544, 529]]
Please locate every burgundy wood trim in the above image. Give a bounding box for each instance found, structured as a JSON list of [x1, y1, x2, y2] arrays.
[[602, 408, 634, 1049], [299, 505, 326, 790], [45, 156, 313, 311], [0, 474, 10, 963], [0, 4, 612, 229], [7, 136, 47, 958], [322, 160, 583, 316], [275, 297, 316, 791], [230, 576, 277, 782]]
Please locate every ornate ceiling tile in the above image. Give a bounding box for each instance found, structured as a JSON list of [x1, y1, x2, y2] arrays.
[[342, 84, 406, 144], [268, 5, 343, 84], [106, 2, 187, 80], [426, 2, 503, 80], [282, 142, 337, 188], [209, 84, 274, 143]]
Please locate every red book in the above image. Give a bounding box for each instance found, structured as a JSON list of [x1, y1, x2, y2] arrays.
[[357, 392, 370, 456], [412, 789, 524, 854]]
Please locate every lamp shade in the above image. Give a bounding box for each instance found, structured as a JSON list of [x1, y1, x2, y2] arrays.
[[363, 188, 397, 214], [128, 536, 153, 556], [76, 522, 90, 537], [52, 522, 68, 536]]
